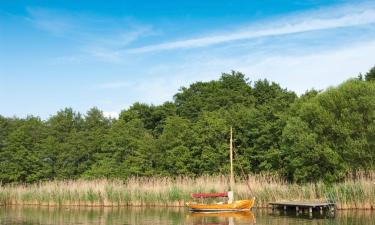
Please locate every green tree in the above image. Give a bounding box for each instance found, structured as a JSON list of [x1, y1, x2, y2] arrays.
[[0, 117, 48, 183], [282, 79, 375, 181], [174, 71, 255, 119], [157, 116, 196, 176], [281, 117, 345, 183], [85, 118, 156, 178], [1, 68, 375, 184], [245, 80, 296, 173], [80, 108, 111, 177], [365, 65, 375, 81], [44, 108, 85, 179], [119, 102, 176, 136]]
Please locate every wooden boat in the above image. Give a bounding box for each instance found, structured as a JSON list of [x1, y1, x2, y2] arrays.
[[186, 199, 255, 212], [187, 127, 255, 212]]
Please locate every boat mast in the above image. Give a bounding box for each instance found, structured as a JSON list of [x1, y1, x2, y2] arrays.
[[230, 126, 234, 193]]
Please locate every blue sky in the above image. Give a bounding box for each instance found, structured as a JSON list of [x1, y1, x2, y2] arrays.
[[1, 0, 375, 119]]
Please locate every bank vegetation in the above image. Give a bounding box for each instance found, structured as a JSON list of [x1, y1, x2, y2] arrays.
[[1, 173, 374, 209]]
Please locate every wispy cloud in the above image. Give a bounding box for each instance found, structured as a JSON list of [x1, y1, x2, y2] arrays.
[[26, 2, 375, 63], [96, 77, 181, 102], [86, 48, 123, 63], [26, 7, 154, 63], [163, 39, 375, 95], [96, 81, 132, 89], [92, 38, 375, 116], [128, 2, 375, 53], [26, 8, 76, 36]]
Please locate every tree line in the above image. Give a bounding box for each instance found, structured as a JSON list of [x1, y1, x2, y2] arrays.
[[1, 67, 375, 184]]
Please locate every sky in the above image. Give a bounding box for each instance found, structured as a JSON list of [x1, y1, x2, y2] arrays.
[[1, 0, 375, 119]]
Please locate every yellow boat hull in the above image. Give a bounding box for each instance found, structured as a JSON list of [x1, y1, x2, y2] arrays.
[[186, 199, 255, 212]]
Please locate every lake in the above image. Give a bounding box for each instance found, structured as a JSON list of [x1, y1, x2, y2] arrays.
[[0, 207, 374, 225]]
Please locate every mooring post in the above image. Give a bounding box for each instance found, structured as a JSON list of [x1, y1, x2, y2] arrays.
[[284, 205, 287, 211], [309, 207, 313, 213]]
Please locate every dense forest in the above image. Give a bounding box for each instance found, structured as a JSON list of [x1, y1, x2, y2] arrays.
[[1, 67, 375, 184]]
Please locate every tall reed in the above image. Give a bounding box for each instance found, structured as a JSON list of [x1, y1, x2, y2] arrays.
[[0, 173, 374, 209]]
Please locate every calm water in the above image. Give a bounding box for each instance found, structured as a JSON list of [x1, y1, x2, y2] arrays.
[[0, 207, 374, 225]]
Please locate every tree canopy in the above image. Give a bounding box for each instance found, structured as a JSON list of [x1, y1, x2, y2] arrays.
[[1, 69, 375, 184]]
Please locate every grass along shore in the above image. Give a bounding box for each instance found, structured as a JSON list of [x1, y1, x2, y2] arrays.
[[0, 174, 374, 209]]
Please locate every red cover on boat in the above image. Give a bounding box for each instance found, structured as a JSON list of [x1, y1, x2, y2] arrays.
[[191, 192, 228, 198]]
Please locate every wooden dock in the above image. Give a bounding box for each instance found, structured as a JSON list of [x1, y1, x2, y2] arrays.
[[269, 201, 336, 214]]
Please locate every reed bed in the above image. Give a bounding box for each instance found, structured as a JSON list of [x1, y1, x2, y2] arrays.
[[0, 173, 374, 209]]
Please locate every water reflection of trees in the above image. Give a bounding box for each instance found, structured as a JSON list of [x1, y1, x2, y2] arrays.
[[256, 209, 375, 225], [0, 207, 374, 225], [0, 207, 185, 225]]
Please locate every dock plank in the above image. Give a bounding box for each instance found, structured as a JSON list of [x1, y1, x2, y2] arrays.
[[269, 201, 335, 208]]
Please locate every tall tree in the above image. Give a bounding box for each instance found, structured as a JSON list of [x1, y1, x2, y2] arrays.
[[157, 116, 196, 176], [281, 79, 375, 181], [0, 117, 48, 183], [44, 108, 85, 179], [365, 65, 375, 81], [174, 71, 255, 119], [119, 102, 176, 136]]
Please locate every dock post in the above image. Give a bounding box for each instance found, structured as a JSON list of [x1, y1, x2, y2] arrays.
[[330, 205, 335, 214], [309, 207, 312, 213], [284, 205, 287, 211]]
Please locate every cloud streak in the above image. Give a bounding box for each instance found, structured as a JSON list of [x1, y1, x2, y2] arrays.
[[128, 3, 375, 53], [92, 38, 375, 118], [26, 7, 154, 62], [96, 81, 132, 89]]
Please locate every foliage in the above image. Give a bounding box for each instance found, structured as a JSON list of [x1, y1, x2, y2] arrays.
[[281, 79, 375, 182], [365, 65, 375, 81], [1, 66, 375, 184]]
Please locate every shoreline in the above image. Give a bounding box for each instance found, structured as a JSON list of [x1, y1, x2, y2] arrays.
[[0, 204, 374, 210], [1, 175, 374, 210]]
